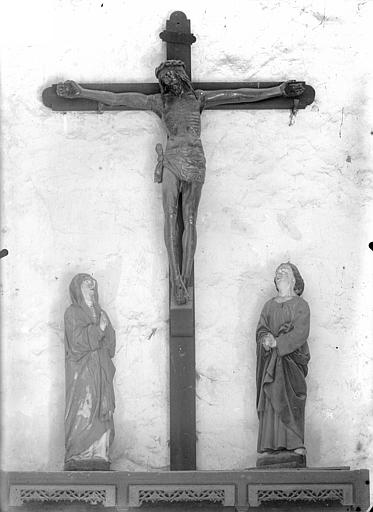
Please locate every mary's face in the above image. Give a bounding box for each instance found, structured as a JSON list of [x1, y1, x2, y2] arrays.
[[275, 264, 295, 289], [81, 277, 96, 303]]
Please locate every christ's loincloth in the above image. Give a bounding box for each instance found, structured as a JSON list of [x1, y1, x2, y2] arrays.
[[163, 139, 206, 183]]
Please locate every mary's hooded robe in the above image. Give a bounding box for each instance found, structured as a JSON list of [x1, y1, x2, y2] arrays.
[[64, 273, 115, 462]]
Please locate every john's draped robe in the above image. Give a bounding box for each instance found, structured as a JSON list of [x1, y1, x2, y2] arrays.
[[64, 275, 116, 462], [256, 296, 310, 452]]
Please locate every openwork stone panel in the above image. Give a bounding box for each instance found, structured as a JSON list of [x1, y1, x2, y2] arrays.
[[9, 485, 116, 507], [129, 484, 235, 506], [248, 484, 353, 507], [4, 469, 369, 511]]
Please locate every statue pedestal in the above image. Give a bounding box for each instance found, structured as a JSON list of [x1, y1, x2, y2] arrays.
[[256, 451, 306, 468], [2, 467, 370, 511], [64, 459, 111, 472]]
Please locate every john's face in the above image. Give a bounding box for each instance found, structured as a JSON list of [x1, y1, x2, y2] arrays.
[[275, 264, 295, 289], [81, 277, 96, 304], [159, 68, 183, 95]]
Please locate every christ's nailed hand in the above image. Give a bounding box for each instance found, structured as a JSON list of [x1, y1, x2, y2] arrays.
[[280, 80, 305, 98], [56, 80, 82, 98]]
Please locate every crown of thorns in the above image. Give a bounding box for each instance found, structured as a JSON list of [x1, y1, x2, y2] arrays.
[[155, 60, 186, 78]]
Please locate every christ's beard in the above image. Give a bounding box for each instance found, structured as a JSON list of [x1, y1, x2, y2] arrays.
[[164, 83, 183, 96]]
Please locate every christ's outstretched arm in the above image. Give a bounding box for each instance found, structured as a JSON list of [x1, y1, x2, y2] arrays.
[[199, 81, 305, 108], [56, 80, 159, 110]]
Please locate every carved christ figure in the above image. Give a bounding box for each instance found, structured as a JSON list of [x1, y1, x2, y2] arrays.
[[57, 61, 304, 304]]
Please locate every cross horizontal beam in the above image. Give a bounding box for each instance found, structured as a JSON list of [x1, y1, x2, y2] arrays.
[[42, 82, 315, 112]]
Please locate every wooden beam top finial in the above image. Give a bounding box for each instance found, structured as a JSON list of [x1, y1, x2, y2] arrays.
[[159, 10, 196, 45], [159, 11, 195, 78]]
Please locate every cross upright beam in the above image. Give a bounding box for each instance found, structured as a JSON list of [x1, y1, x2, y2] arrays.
[[160, 11, 197, 471]]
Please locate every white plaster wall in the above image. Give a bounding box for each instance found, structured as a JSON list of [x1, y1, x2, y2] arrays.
[[1, 0, 372, 480]]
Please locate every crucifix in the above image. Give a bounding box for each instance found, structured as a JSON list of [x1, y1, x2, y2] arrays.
[[43, 11, 314, 471]]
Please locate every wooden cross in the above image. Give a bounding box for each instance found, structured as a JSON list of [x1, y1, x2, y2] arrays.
[[43, 11, 314, 471]]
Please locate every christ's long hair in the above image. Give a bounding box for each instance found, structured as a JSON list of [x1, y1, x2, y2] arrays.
[[158, 66, 197, 99]]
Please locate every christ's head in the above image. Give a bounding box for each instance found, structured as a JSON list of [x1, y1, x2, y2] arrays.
[[155, 60, 193, 96]]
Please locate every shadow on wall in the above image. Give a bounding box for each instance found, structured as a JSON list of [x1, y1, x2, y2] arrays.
[[47, 272, 72, 470]]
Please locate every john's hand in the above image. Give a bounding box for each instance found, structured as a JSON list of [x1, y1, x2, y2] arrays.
[[262, 334, 272, 351], [262, 340, 271, 352], [280, 80, 305, 98], [56, 80, 82, 98], [262, 333, 277, 351], [268, 336, 277, 348], [278, 322, 294, 335]]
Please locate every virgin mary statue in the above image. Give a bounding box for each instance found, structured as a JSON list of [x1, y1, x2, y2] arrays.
[[64, 273, 116, 470]]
